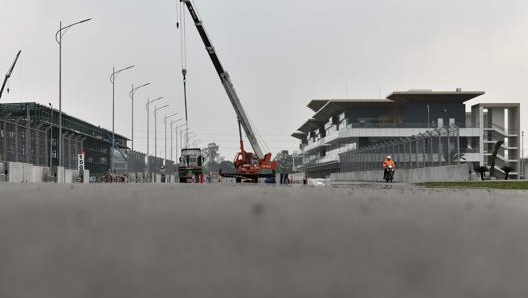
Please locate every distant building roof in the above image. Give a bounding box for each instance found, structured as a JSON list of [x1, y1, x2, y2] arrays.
[[291, 131, 307, 140], [307, 100, 330, 112], [313, 99, 393, 121], [297, 118, 326, 133], [387, 90, 484, 103]]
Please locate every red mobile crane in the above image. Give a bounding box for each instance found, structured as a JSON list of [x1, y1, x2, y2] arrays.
[[180, 0, 279, 182]]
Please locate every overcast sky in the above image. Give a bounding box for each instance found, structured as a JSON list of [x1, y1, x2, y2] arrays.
[[1, 0, 527, 159]]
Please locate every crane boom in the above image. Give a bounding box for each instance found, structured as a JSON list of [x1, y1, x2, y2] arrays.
[[181, 0, 264, 159], [0, 50, 21, 100]]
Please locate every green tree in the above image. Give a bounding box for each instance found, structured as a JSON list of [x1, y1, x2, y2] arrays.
[[201, 142, 228, 174], [202, 142, 220, 165], [274, 150, 293, 172]]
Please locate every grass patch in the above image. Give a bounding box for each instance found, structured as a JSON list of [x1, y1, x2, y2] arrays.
[[420, 181, 528, 190]]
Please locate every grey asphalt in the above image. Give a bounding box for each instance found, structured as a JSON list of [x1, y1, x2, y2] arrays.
[[1, 183, 527, 298]]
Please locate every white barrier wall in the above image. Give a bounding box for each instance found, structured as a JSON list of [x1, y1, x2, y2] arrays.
[[4, 163, 89, 183], [332, 164, 473, 183], [64, 169, 73, 183], [82, 170, 90, 184], [6, 162, 34, 183], [55, 166, 65, 183], [0, 162, 7, 182], [7, 162, 27, 183], [31, 166, 49, 183]]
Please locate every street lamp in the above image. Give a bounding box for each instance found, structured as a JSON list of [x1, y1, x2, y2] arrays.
[[171, 119, 184, 162], [186, 130, 198, 150], [145, 97, 163, 171], [153, 104, 169, 161], [164, 113, 178, 164], [192, 139, 201, 148], [173, 122, 186, 163], [55, 18, 91, 169], [129, 82, 150, 151], [110, 65, 134, 150], [48, 103, 53, 169], [182, 129, 196, 147]]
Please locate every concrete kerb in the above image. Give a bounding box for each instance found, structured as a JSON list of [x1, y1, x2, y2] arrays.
[[332, 163, 473, 183]]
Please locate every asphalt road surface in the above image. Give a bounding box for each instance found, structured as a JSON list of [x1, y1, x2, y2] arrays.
[[1, 183, 527, 298]]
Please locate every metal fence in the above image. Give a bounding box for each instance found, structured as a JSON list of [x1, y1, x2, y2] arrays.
[[62, 132, 85, 170], [128, 150, 177, 175], [0, 116, 84, 169], [1, 115, 181, 175], [127, 150, 147, 173], [0, 117, 49, 166], [339, 126, 463, 172]]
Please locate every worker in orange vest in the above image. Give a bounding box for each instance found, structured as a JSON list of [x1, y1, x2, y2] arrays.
[[383, 155, 396, 180]]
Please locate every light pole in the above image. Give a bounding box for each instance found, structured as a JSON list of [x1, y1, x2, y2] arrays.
[[522, 130, 524, 179], [48, 103, 53, 169], [192, 139, 201, 148], [164, 113, 178, 164], [55, 18, 91, 168], [129, 82, 150, 151], [186, 131, 198, 148], [110, 65, 134, 151], [145, 97, 163, 171], [174, 123, 186, 163], [171, 120, 184, 162], [154, 104, 169, 161]]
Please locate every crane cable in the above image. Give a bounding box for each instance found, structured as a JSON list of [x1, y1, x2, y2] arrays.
[[177, 0, 190, 148], [249, 116, 271, 155]]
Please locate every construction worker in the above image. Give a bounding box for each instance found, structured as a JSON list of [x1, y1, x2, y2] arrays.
[[383, 155, 396, 180]]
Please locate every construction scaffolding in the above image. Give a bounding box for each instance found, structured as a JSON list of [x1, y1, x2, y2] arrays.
[[339, 126, 463, 172]]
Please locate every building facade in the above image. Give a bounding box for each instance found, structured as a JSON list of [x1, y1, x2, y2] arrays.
[[292, 90, 521, 179]]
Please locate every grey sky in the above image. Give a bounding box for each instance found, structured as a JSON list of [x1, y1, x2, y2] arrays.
[[1, 0, 527, 159]]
